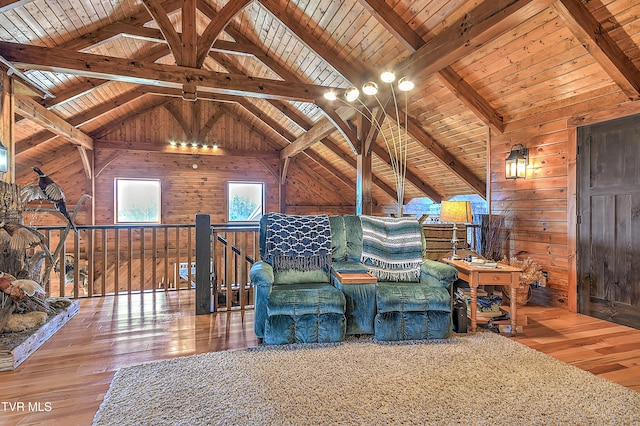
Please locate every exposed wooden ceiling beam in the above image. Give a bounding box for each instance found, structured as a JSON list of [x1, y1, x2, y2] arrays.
[[320, 138, 397, 199], [142, 0, 182, 64], [201, 41, 390, 200], [357, 0, 424, 52], [258, 0, 362, 83], [255, 0, 477, 202], [0, 0, 33, 14], [164, 100, 193, 139], [0, 41, 337, 102], [397, 0, 556, 79], [67, 88, 144, 128], [198, 105, 223, 140], [15, 131, 57, 156], [40, 44, 171, 110], [57, 0, 181, 52], [358, 0, 505, 134], [389, 109, 486, 197], [553, 0, 640, 100], [280, 108, 357, 160], [182, 0, 197, 67], [14, 94, 93, 150], [316, 101, 360, 155], [195, 0, 252, 68], [436, 67, 504, 134]]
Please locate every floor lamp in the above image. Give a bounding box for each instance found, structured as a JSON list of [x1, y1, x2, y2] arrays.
[[440, 201, 473, 260]]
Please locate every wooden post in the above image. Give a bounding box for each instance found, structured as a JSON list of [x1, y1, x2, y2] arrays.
[[355, 113, 371, 215], [195, 213, 212, 314], [356, 153, 372, 215], [0, 71, 13, 183]]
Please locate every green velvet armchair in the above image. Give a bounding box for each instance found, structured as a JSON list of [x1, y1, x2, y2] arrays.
[[251, 213, 346, 344]]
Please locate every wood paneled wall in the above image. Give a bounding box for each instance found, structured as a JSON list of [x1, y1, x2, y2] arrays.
[[93, 149, 280, 224], [489, 87, 640, 310]]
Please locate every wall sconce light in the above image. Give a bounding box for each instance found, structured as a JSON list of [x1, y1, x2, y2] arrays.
[[505, 143, 529, 180], [0, 142, 8, 173]]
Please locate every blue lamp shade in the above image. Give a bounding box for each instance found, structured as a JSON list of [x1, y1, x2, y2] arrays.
[[505, 143, 528, 179], [0, 143, 7, 173]]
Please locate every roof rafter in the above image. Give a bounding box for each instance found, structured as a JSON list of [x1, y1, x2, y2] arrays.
[[195, 0, 252, 68], [397, 0, 556, 78], [14, 94, 93, 150], [142, 0, 182, 64], [552, 0, 640, 100], [357, 0, 504, 134], [0, 41, 337, 102]]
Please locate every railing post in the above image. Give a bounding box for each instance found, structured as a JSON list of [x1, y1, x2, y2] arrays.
[[195, 214, 213, 314]]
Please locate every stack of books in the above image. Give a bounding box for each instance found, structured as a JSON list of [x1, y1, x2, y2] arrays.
[[467, 259, 498, 268]]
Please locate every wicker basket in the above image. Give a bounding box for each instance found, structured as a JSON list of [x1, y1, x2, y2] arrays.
[[502, 284, 532, 306]]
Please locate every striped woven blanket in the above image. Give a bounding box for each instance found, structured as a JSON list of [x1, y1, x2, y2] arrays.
[[264, 213, 332, 272], [360, 215, 423, 282]]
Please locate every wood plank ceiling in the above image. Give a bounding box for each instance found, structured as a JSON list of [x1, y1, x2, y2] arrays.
[[1, 0, 640, 208]]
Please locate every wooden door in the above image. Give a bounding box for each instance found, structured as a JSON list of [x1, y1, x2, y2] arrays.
[[577, 114, 640, 329]]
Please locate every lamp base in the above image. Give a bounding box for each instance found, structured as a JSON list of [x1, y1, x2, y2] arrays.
[[449, 224, 460, 260]]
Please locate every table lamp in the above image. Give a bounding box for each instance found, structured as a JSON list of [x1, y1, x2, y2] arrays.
[[440, 201, 473, 260]]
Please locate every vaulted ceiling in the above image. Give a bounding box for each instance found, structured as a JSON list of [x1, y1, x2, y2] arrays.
[[1, 0, 640, 207]]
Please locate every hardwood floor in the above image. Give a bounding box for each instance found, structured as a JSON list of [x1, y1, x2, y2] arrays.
[[0, 292, 638, 426]]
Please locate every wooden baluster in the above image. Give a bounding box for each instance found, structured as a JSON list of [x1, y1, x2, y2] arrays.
[[225, 232, 232, 310], [163, 227, 169, 291], [101, 228, 107, 295], [127, 228, 133, 294], [58, 237, 65, 298], [187, 226, 193, 289], [87, 228, 94, 297], [74, 230, 80, 298], [114, 228, 120, 296], [152, 227, 157, 293], [140, 227, 145, 293]]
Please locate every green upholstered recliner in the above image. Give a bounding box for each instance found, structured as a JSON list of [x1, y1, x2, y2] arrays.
[[331, 215, 457, 340], [251, 213, 346, 344]]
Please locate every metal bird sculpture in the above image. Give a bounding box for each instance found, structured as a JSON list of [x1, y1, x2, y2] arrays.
[[0, 221, 46, 252], [0, 272, 52, 313], [21, 167, 78, 233]]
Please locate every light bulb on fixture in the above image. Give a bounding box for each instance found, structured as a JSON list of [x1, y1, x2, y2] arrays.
[[180, 142, 187, 148], [323, 91, 337, 101], [169, 141, 176, 147], [321, 68, 417, 217], [212, 143, 218, 149], [362, 81, 378, 96], [344, 86, 360, 102], [380, 71, 396, 83], [398, 77, 414, 92]]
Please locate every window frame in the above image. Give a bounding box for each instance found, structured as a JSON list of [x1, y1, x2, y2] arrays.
[[226, 181, 265, 223], [114, 178, 162, 224]]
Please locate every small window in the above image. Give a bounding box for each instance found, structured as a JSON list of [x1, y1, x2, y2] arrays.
[[227, 182, 264, 222], [115, 179, 161, 224]]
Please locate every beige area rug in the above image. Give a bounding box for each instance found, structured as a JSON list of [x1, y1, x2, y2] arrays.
[[93, 333, 640, 426]]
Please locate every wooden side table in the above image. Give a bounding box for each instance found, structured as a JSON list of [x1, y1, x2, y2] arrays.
[[332, 271, 377, 335], [441, 258, 521, 335]]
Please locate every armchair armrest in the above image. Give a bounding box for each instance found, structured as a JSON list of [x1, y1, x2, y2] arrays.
[[420, 259, 458, 289], [250, 260, 274, 287], [250, 260, 274, 338]]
